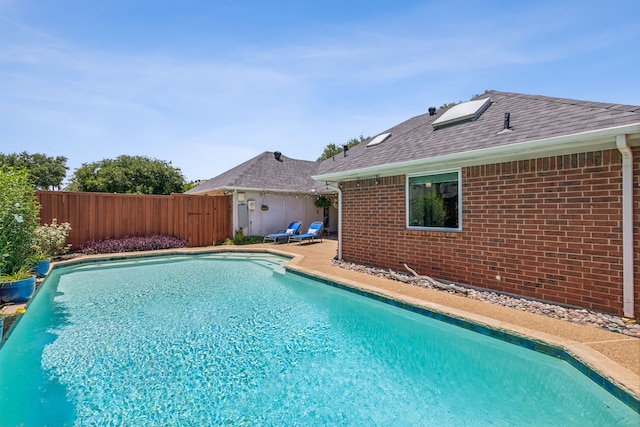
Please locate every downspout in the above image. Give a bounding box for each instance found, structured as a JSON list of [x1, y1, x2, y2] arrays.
[[232, 189, 238, 236], [325, 182, 342, 260], [616, 135, 634, 319]]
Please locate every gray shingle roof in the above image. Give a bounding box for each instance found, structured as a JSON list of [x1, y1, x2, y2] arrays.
[[187, 151, 323, 194], [317, 90, 640, 177]]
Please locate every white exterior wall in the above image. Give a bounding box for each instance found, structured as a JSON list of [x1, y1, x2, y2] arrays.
[[234, 191, 325, 236], [327, 205, 338, 235]]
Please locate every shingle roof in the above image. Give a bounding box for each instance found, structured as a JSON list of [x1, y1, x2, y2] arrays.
[[317, 90, 640, 177], [187, 151, 323, 194]]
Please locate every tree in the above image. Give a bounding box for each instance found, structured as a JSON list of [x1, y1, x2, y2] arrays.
[[67, 155, 186, 195], [317, 135, 366, 161], [182, 181, 201, 193], [0, 151, 68, 190]]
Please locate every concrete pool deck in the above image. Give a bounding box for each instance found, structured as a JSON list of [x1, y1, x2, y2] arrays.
[[2, 240, 638, 404]]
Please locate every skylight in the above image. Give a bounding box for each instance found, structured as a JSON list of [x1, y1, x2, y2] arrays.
[[432, 97, 491, 129], [367, 133, 391, 147]]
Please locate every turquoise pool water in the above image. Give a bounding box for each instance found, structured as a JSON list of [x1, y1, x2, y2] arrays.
[[0, 253, 637, 426]]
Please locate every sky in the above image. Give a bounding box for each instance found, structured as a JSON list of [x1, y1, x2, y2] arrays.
[[1, 0, 639, 183]]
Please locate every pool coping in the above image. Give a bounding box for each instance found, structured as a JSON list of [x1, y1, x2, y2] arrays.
[[3, 245, 639, 413]]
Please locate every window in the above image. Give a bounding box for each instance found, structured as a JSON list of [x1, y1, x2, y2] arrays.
[[407, 171, 460, 230]]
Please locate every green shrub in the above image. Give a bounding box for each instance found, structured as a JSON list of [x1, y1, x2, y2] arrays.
[[222, 231, 265, 246], [233, 229, 245, 245], [242, 236, 265, 244], [0, 166, 40, 278]]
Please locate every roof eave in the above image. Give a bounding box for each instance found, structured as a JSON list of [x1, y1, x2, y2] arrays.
[[188, 185, 322, 195], [313, 123, 640, 181]]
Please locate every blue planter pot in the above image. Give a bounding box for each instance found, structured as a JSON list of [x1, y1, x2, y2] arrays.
[[0, 276, 36, 303], [33, 259, 51, 277]]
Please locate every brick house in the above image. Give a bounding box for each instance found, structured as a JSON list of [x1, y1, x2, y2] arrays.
[[314, 91, 640, 318]]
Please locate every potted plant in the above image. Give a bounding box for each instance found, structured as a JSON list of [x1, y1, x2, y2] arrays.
[[314, 195, 333, 209], [0, 166, 41, 303], [261, 204, 269, 211], [30, 253, 51, 277], [0, 267, 36, 304]]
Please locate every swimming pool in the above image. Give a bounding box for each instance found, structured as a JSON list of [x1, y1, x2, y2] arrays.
[[0, 253, 637, 425]]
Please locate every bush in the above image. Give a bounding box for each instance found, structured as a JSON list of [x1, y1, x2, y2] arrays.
[[233, 229, 244, 245], [239, 235, 265, 245], [81, 235, 187, 255], [0, 166, 40, 277], [221, 234, 264, 246], [34, 219, 71, 258], [225, 229, 264, 245]]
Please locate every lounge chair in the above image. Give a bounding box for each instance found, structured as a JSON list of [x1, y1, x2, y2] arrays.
[[289, 221, 323, 245], [263, 221, 302, 243]]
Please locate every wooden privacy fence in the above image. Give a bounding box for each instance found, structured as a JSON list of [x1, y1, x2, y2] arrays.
[[36, 191, 231, 248]]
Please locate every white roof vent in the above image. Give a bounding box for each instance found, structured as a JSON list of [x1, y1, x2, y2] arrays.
[[367, 132, 391, 147], [432, 97, 491, 129]]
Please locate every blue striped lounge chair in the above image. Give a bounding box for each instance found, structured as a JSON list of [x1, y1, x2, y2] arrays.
[[288, 221, 323, 245]]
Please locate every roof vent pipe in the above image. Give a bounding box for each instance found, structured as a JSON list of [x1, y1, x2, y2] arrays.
[[428, 107, 436, 116], [503, 112, 511, 130], [343, 145, 349, 157], [274, 151, 282, 162]]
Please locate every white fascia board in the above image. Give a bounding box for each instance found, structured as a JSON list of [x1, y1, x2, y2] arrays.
[[185, 188, 211, 195], [189, 186, 318, 195], [313, 123, 640, 181], [234, 187, 315, 193], [186, 186, 231, 196]]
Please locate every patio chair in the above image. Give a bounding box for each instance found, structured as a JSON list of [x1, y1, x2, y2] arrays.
[[289, 221, 323, 245], [263, 221, 302, 243]]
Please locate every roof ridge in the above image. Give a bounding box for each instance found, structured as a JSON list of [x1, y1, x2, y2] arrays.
[[485, 90, 639, 113]]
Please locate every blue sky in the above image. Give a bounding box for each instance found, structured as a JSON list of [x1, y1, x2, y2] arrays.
[[1, 0, 639, 183]]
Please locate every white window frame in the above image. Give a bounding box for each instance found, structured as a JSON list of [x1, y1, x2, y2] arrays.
[[406, 169, 462, 232]]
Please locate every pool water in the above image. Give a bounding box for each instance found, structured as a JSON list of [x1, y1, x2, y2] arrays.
[[0, 254, 637, 426]]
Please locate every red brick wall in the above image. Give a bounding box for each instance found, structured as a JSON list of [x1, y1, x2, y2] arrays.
[[226, 195, 234, 242], [341, 148, 639, 318]]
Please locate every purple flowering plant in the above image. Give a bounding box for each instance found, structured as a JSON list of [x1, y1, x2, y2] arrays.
[[81, 235, 187, 255]]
